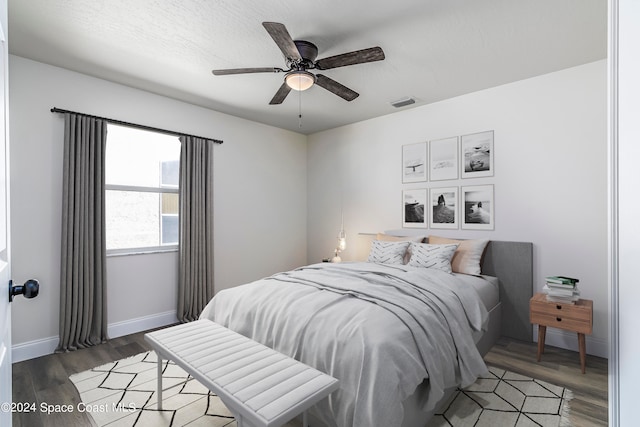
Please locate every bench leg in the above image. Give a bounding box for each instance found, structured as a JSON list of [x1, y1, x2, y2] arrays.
[[303, 410, 308, 427], [237, 414, 246, 427], [157, 355, 163, 410], [236, 413, 262, 427]]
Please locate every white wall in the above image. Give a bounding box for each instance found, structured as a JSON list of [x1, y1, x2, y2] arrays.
[[615, 0, 640, 424], [8, 55, 609, 362], [308, 60, 608, 357], [9, 56, 307, 361]]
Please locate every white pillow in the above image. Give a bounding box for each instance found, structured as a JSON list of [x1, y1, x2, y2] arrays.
[[407, 243, 459, 272], [367, 240, 410, 265]]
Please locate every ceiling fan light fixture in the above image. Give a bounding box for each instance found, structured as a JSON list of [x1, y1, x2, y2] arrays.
[[285, 70, 316, 91]]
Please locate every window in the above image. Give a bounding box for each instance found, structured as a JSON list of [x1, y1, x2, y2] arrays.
[[105, 124, 181, 254]]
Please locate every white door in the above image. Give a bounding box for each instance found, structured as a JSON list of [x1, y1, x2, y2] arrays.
[[0, 7, 11, 426]]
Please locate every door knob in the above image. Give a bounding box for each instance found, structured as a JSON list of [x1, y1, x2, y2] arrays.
[[8, 279, 39, 302]]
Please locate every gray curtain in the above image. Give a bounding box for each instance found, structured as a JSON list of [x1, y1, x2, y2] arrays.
[[57, 113, 108, 352], [178, 135, 215, 322]]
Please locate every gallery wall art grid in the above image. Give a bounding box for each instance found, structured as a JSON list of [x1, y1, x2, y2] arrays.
[[401, 131, 494, 230]]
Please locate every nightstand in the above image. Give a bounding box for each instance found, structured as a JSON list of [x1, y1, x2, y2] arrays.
[[529, 292, 593, 373]]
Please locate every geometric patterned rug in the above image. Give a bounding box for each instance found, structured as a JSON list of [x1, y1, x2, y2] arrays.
[[427, 366, 573, 427], [70, 351, 572, 427], [69, 350, 242, 427]]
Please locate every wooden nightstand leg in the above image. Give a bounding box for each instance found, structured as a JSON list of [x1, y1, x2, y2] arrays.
[[578, 333, 587, 374], [537, 325, 546, 362]]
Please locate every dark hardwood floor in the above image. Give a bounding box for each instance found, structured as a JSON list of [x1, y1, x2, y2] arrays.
[[484, 337, 608, 427], [12, 331, 608, 426], [11, 329, 157, 427]]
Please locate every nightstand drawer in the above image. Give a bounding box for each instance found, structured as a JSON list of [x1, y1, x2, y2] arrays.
[[530, 311, 592, 334], [530, 299, 591, 323]]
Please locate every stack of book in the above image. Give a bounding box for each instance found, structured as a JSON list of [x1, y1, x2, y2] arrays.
[[543, 276, 580, 303]]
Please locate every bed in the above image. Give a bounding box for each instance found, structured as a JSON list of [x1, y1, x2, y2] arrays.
[[199, 234, 533, 427]]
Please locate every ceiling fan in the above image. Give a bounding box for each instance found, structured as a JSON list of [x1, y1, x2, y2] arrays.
[[212, 22, 385, 105]]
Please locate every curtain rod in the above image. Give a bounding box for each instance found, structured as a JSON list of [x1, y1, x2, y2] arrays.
[[50, 107, 223, 144]]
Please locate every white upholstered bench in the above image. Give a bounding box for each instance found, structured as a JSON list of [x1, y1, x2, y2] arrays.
[[144, 319, 339, 427]]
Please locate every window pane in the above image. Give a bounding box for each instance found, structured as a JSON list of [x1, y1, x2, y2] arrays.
[[106, 124, 180, 188], [161, 160, 179, 187], [161, 216, 179, 245], [161, 193, 178, 215], [106, 190, 169, 250]]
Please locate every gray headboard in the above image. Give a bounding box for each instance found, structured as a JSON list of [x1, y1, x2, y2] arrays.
[[480, 241, 533, 342], [380, 231, 534, 342]]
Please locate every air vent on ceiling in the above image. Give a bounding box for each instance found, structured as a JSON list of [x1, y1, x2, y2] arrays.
[[390, 97, 416, 108]]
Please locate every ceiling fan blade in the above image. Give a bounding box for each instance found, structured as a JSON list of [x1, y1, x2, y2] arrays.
[[262, 22, 302, 62], [269, 82, 292, 105], [212, 67, 281, 76], [315, 46, 385, 70], [315, 74, 359, 101]]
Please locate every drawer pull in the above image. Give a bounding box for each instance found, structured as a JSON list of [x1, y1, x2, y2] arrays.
[[556, 317, 562, 322], [556, 305, 562, 310]]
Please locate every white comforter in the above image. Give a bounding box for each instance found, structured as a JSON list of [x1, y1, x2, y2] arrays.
[[200, 262, 488, 427]]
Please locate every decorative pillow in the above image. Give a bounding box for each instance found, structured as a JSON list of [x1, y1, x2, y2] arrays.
[[407, 243, 459, 272], [375, 233, 426, 263], [428, 236, 489, 275], [367, 240, 410, 265]]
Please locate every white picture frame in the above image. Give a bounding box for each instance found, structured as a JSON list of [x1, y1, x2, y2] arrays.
[[402, 142, 427, 183], [403, 188, 427, 228], [461, 185, 494, 230], [429, 137, 458, 181], [461, 130, 494, 178], [429, 187, 458, 229]]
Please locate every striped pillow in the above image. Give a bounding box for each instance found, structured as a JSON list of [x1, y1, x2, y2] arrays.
[[407, 243, 459, 272], [367, 240, 410, 265], [375, 233, 425, 264]]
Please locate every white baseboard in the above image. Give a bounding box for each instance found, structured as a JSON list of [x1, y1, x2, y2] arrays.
[[12, 336, 59, 363], [107, 310, 178, 339], [12, 310, 178, 363], [533, 327, 609, 359]]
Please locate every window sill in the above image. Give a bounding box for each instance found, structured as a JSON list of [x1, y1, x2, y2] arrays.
[[107, 246, 178, 257]]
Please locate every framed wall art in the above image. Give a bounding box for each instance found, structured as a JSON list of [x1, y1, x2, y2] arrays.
[[461, 130, 494, 178], [429, 136, 458, 181], [429, 187, 458, 229], [402, 188, 427, 228], [402, 142, 427, 183], [461, 185, 494, 230]]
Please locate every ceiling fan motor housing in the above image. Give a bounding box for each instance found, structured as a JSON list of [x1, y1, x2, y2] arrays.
[[292, 40, 318, 67]]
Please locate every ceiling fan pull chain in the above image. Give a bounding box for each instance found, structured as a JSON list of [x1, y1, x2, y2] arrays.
[[298, 89, 303, 128]]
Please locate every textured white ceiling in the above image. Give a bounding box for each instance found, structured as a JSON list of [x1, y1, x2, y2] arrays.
[[8, 0, 607, 134]]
